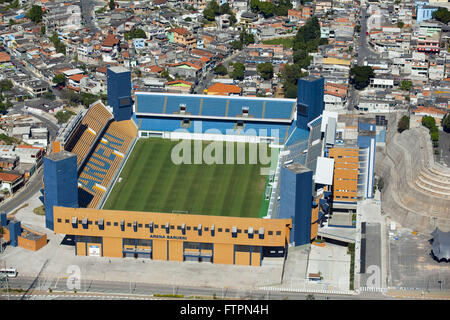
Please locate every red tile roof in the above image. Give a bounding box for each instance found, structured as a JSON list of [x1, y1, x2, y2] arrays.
[[0, 172, 21, 183], [102, 34, 119, 47]]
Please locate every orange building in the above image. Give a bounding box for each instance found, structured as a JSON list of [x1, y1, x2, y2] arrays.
[[328, 147, 359, 204], [53, 207, 292, 266], [205, 83, 242, 96]]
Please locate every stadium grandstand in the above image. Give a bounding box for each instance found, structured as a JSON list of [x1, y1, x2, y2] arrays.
[[54, 101, 138, 209]]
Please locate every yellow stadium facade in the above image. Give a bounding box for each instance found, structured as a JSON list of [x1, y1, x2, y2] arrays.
[[53, 207, 292, 266]]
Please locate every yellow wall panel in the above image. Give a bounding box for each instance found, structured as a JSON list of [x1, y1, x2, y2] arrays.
[[213, 243, 233, 265], [153, 239, 167, 261], [235, 251, 250, 266], [103, 237, 122, 257], [169, 241, 183, 262]]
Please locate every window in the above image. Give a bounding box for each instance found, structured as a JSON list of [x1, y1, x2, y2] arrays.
[[57, 218, 62, 223], [235, 245, 250, 252], [114, 222, 118, 226], [138, 224, 143, 228], [95, 221, 98, 225], [276, 231, 281, 236], [127, 223, 131, 227], [187, 226, 191, 231], [225, 228, 230, 233], [177, 226, 182, 230], [170, 226, 174, 230], [218, 228, 222, 232], [65, 219, 69, 223], [268, 231, 273, 235]]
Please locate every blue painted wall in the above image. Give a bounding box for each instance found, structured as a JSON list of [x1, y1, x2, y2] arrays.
[[107, 67, 132, 122], [296, 76, 324, 130], [8, 220, 21, 247], [44, 152, 79, 231], [279, 165, 313, 246]]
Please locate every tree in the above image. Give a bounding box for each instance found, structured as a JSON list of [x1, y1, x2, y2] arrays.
[[0, 80, 13, 92], [397, 115, 410, 133], [399, 80, 412, 91], [443, 113, 450, 133], [421, 116, 436, 131], [55, 109, 76, 124], [109, 0, 115, 11], [52, 74, 66, 87], [257, 62, 274, 80], [213, 64, 227, 76], [27, 5, 44, 23], [40, 25, 46, 35], [230, 62, 245, 81], [125, 28, 147, 40], [231, 40, 243, 50], [203, 8, 216, 21], [349, 66, 375, 90], [8, 19, 16, 27], [432, 7, 450, 24], [397, 21, 404, 28], [354, 25, 361, 33]]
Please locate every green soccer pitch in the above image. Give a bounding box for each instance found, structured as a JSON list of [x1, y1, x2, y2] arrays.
[[102, 138, 272, 218]]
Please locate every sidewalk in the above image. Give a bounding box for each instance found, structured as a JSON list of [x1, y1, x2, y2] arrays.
[[385, 289, 450, 300]]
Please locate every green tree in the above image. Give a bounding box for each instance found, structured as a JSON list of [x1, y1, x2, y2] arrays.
[[432, 7, 450, 24], [219, 3, 231, 15], [349, 66, 375, 90], [230, 62, 245, 81], [258, 1, 275, 18], [0, 80, 13, 91], [399, 80, 412, 91], [443, 113, 450, 133], [354, 25, 361, 33], [397, 115, 410, 133], [213, 64, 227, 76], [8, 19, 16, 27], [109, 0, 115, 11], [203, 8, 216, 21], [397, 21, 404, 28], [125, 28, 147, 40], [231, 40, 243, 50], [55, 109, 76, 124], [40, 25, 46, 35], [257, 62, 274, 80], [52, 74, 66, 87], [27, 5, 44, 23], [421, 116, 436, 131]]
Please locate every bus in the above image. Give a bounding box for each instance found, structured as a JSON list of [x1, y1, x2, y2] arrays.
[[0, 268, 17, 277]]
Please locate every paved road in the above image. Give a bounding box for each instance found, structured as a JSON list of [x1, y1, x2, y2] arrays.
[[80, 0, 101, 33], [3, 275, 390, 300]]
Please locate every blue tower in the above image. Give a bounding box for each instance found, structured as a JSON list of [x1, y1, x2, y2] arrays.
[[8, 220, 21, 247], [279, 163, 313, 246], [297, 76, 324, 130], [44, 151, 79, 231], [107, 66, 132, 122]]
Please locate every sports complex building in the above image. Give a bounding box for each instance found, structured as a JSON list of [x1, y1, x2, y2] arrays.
[[43, 66, 376, 266]]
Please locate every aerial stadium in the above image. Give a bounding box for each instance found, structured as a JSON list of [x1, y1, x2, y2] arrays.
[[44, 66, 334, 266]]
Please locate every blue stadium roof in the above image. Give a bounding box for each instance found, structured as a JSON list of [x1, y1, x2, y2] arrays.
[[134, 92, 296, 122]]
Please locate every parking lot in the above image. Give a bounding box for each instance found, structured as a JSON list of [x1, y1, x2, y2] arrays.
[[388, 228, 450, 291]]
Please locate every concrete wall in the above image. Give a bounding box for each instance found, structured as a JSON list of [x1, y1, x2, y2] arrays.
[[376, 113, 450, 233]]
